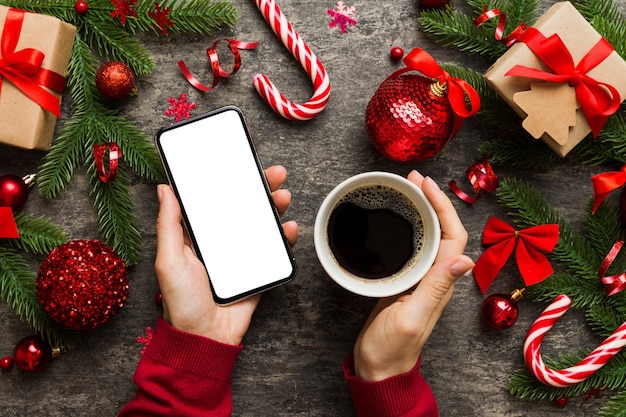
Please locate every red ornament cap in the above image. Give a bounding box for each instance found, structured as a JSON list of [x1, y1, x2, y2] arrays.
[[36, 240, 129, 331]]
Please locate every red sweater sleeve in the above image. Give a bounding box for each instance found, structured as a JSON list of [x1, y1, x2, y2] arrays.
[[342, 354, 438, 417], [118, 318, 242, 417]]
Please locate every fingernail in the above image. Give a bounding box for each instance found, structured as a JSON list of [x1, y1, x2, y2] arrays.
[[450, 256, 474, 278], [425, 176, 441, 191]]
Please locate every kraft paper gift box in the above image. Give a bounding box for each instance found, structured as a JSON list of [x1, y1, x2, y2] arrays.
[[484, 1, 626, 157], [0, 6, 76, 150]]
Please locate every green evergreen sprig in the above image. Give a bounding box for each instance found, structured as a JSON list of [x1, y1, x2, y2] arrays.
[[420, 0, 626, 167], [496, 177, 626, 415], [0, 0, 238, 264]]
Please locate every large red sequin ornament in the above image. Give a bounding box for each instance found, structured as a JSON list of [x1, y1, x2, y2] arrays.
[[13, 336, 52, 372], [36, 240, 129, 331], [366, 72, 453, 162]]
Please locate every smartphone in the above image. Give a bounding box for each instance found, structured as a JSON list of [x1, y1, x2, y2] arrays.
[[156, 106, 297, 305]]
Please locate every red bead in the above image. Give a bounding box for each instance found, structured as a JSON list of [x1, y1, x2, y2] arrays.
[[420, 0, 453, 9], [554, 396, 568, 408], [0, 175, 29, 209], [13, 336, 52, 372], [481, 294, 518, 330], [0, 356, 14, 370], [154, 290, 163, 307], [75, 0, 89, 14], [390, 46, 404, 61]]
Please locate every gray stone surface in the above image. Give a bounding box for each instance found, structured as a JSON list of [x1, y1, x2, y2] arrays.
[[1, 0, 624, 415]]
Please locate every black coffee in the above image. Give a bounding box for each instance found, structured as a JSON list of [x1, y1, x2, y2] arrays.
[[327, 185, 424, 279]]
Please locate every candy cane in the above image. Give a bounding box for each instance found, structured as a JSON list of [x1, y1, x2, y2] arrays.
[[524, 294, 626, 387], [253, 0, 331, 120]]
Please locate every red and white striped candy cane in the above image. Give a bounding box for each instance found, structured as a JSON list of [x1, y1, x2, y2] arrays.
[[253, 0, 331, 120], [524, 294, 626, 387]]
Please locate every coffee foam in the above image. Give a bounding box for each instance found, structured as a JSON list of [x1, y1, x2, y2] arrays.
[[335, 185, 425, 272]]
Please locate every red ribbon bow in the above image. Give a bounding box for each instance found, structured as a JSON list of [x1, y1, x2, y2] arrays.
[[474, 217, 559, 294], [598, 240, 626, 296], [0, 8, 66, 118], [0, 206, 19, 238], [401, 48, 480, 138], [591, 163, 626, 213], [505, 27, 621, 138]]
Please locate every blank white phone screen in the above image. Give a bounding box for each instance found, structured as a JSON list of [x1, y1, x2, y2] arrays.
[[158, 108, 294, 302]]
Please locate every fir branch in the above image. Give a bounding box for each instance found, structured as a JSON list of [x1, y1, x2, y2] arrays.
[[601, 389, 626, 417], [0, 0, 77, 21], [466, 0, 541, 32], [587, 304, 626, 337], [87, 164, 143, 266], [575, 0, 626, 58], [478, 136, 559, 168], [9, 213, 70, 255], [0, 247, 79, 349]]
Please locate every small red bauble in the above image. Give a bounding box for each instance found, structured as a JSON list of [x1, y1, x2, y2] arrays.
[[554, 396, 568, 408], [13, 336, 52, 372], [96, 61, 136, 99], [390, 46, 404, 61], [75, 0, 89, 14], [420, 0, 453, 9], [0, 355, 14, 370], [481, 289, 524, 330], [366, 72, 453, 162], [154, 290, 163, 307], [36, 239, 129, 331], [0, 174, 35, 209]]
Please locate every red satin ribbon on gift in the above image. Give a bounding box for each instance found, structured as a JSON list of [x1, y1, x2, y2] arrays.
[[449, 155, 499, 204], [598, 240, 626, 296], [0, 206, 19, 238], [505, 27, 621, 138], [474, 216, 559, 294], [94, 142, 122, 183], [0, 8, 66, 118], [591, 163, 626, 213], [474, 7, 527, 46], [179, 39, 259, 93], [401, 48, 480, 138]]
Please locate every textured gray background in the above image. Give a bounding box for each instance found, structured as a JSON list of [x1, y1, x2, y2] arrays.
[[1, 0, 625, 416]]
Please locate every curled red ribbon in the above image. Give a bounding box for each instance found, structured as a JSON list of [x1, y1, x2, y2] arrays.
[[0, 8, 66, 117], [449, 155, 499, 204], [400, 48, 480, 138], [473, 7, 527, 46], [0, 206, 19, 238], [591, 163, 626, 213], [179, 39, 259, 93], [94, 142, 122, 183], [474, 216, 560, 294], [598, 240, 626, 296], [505, 27, 621, 138]]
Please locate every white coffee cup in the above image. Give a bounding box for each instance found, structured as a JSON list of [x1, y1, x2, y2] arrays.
[[314, 172, 440, 297]]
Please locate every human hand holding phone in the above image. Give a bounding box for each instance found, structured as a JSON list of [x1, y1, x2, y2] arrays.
[[155, 165, 298, 346]]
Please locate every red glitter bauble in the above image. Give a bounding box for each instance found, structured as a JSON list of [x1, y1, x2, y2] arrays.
[[36, 240, 129, 331], [420, 0, 453, 9], [13, 336, 52, 372], [95, 61, 136, 99], [481, 293, 518, 330], [74, 0, 88, 14], [0, 175, 29, 209], [366, 72, 453, 162]]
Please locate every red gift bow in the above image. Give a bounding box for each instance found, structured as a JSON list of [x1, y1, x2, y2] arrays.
[[400, 48, 480, 138], [0, 206, 19, 238], [505, 27, 621, 138], [591, 163, 626, 213], [598, 240, 626, 296], [474, 216, 559, 294], [0, 8, 66, 118]]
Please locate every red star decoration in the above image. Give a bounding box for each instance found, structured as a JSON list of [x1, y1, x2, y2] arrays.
[[164, 93, 196, 122], [110, 0, 138, 25], [149, 2, 174, 35]]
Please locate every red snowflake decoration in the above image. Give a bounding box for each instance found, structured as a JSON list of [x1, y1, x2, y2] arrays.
[[111, 0, 138, 25], [164, 93, 196, 122], [136, 327, 153, 355], [149, 2, 174, 35], [327, 1, 357, 34]]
